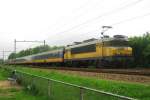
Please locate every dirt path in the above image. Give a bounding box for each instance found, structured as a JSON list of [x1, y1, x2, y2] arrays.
[[51, 69, 150, 85], [0, 80, 21, 89], [0, 80, 21, 97]]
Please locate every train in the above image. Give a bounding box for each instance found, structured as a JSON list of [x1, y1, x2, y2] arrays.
[[7, 35, 132, 68]]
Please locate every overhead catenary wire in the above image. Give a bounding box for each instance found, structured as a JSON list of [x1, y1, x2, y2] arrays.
[[48, 0, 144, 37], [48, 0, 136, 35], [72, 0, 93, 13], [44, 0, 143, 46], [111, 12, 150, 26], [51, 29, 100, 45], [52, 11, 150, 45], [72, 0, 144, 29], [47, 0, 103, 34], [45, 0, 144, 46], [46, 0, 105, 37]]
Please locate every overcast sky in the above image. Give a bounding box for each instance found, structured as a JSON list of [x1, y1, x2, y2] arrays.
[[0, 0, 150, 59]]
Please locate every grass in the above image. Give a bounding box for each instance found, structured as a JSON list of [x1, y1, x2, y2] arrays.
[[0, 88, 47, 100], [0, 67, 48, 100], [0, 67, 9, 80], [3, 65, 150, 100]]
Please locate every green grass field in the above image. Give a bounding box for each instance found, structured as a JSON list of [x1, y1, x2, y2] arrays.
[[0, 68, 11, 80], [0, 68, 47, 100], [4, 65, 150, 100]]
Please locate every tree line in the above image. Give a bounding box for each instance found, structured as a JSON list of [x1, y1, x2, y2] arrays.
[[8, 45, 64, 59], [129, 32, 150, 67]]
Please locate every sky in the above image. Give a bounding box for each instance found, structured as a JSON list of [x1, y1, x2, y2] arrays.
[[0, 0, 150, 59]]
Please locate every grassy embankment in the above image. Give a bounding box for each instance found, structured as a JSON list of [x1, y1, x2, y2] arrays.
[[0, 68, 47, 100], [4, 65, 150, 100], [2, 66, 150, 100]]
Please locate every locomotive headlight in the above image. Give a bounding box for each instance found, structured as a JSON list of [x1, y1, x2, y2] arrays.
[[111, 47, 132, 56], [112, 47, 126, 56]]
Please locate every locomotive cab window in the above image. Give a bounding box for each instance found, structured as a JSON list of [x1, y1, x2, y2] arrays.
[[108, 40, 129, 47], [71, 44, 96, 54]]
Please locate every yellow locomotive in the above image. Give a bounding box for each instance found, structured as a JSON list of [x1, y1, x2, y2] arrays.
[[64, 35, 132, 67], [7, 35, 132, 67]]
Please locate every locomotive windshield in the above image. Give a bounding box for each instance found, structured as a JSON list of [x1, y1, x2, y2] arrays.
[[106, 40, 129, 47]]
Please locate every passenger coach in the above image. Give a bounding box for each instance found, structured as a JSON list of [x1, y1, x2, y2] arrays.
[[8, 49, 64, 65]]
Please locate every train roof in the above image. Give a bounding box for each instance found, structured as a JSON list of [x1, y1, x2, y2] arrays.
[[66, 36, 128, 49], [13, 48, 64, 60]]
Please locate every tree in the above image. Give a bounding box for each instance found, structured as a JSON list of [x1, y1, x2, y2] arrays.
[[143, 44, 150, 65], [0, 59, 3, 64], [129, 32, 150, 67], [8, 53, 16, 59]]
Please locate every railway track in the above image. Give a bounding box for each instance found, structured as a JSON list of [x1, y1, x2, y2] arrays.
[[29, 66, 150, 76]]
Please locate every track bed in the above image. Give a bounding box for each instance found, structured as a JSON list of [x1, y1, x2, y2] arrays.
[[30, 66, 150, 76], [26, 66, 150, 84]]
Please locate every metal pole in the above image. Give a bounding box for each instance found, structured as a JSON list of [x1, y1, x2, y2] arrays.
[[14, 39, 16, 59], [44, 40, 46, 46], [1, 50, 13, 61], [101, 32, 104, 58], [2, 50, 4, 63], [2, 50, 4, 61]]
